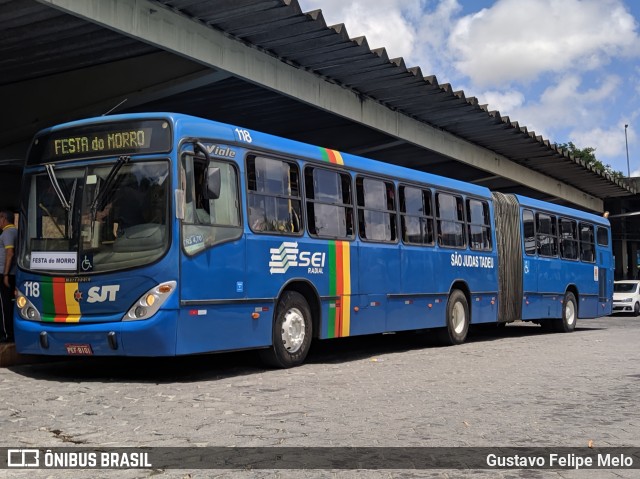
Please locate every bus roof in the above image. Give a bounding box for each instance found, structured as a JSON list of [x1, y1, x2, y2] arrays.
[[37, 112, 493, 200], [515, 194, 609, 226], [174, 113, 493, 199]]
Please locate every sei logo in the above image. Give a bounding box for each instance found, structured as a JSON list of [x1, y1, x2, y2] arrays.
[[298, 251, 325, 274], [269, 242, 326, 274], [87, 285, 120, 303]]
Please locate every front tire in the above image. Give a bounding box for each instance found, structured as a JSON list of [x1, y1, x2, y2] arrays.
[[553, 291, 577, 332], [437, 289, 470, 345], [258, 291, 312, 368], [634, 302, 640, 316]]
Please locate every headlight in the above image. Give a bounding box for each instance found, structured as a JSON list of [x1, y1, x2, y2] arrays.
[[123, 281, 176, 321], [621, 298, 633, 302], [15, 290, 41, 321]]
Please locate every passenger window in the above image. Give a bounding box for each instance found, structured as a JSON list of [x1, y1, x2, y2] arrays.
[[436, 192, 465, 248], [597, 226, 609, 246], [399, 186, 434, 245], [536, 213, 558, 257], [305, 167, 354, 239], [559, 218, 578, 260], [523, 209, 536, 256], [356, 176, 397, 242], [579, 223, 595, 263], [247, 156, 302, 235], [181, 154, 241, 255], [467, 199, 492, 251]]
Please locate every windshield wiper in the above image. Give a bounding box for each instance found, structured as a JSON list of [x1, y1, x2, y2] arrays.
[[90, 155, 130, 218], [45, 163, 71, 211], [67, 178, 77, 238], [43, 164, 78, 239]]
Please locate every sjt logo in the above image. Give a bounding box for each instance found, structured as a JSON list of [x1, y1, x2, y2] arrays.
[[86, 285, 120, 303]]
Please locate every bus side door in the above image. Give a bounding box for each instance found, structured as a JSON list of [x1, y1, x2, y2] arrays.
[[521, 209, 540, 320], [354, 176, 400, 334]]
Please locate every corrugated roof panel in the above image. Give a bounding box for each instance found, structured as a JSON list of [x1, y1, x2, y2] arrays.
[[1, 0, 634, 201]]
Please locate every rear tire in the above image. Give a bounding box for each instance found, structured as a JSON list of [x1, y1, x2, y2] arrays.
[[437, 289, 469, 345], [553, 291, 577, 332], [258, 291, 312, 368]]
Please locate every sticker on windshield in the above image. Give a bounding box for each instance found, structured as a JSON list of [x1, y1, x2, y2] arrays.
[[184, 234, 205, 254], [30, 251, 78, 271]]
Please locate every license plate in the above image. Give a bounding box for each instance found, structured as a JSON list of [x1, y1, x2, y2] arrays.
[[65, 343, 93, 355]]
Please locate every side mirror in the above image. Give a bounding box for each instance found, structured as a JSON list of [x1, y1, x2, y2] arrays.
[[204, 167, 221, 200]]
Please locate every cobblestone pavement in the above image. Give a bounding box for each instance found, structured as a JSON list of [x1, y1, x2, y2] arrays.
[[1, 316, 639, 478]]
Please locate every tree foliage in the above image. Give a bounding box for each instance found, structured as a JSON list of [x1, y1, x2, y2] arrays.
[[557, 141, 624, 179]]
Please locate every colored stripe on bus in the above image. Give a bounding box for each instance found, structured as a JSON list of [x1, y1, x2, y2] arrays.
[[40, 277, 81, 323], [319, 148, 344, 165], [328, 241, 351, 338]]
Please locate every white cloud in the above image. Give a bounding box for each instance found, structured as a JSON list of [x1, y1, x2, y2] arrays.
[[483, 75, 622, 139], [410, 0, 461, 79], [448, 0, 639, 87], [299, 0, 464, 78], [298, 0, 640, 170], [571, 126, 630, 173], [479, 89, 525, 116], [298, 0, 425, 60]]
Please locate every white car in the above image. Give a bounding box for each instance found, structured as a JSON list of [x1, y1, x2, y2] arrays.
[[613, 280, 640, 315]]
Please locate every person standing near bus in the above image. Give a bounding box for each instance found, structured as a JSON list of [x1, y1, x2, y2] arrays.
[[0, 210, 17, 342]]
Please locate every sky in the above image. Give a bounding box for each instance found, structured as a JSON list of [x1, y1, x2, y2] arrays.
[[298, 0, 640, 176]]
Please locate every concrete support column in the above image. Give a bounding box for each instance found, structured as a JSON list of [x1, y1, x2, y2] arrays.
[[614, 238, 624, 280], [630, 243, 638, 280]]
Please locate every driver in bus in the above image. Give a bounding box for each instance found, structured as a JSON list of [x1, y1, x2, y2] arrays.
[[112, 181, 147, 237]]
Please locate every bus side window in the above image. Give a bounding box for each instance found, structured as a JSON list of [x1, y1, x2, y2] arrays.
[[523, 209, 536, 256], [536, 212, 557, 257], [579, 222, 595, 263], [356, 176, 397, 242], [466, 198, 491, 251], [247, 156, 302, 235], [559, 218, 578, 260], [597, 226, 609, 246], [399, 185, 434, 245], [181, 153, 242, 255], [305, 167, 354, 239], [436, 192, 465, 248]]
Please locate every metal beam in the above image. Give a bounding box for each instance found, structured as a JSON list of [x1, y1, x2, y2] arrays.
[[351, 140, 406, 156], [37, 0, 603, 211], [470, 175, 501, 185], [1, 51, 229, 153]]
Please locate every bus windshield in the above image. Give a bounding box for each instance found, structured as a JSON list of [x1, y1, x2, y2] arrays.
[[19, 159, 170, 274]]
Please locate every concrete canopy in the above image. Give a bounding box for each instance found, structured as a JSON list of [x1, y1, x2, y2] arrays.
[[0, 0, 635, 213]]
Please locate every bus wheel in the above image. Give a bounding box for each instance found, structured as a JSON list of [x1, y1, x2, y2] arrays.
[[259, 291, 312, 368], [554, 291, 577, 333], [437, 290, 469, 345]]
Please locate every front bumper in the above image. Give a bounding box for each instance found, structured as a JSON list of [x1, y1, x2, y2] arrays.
[[612, 303, 635, 313], [14, 310, 178, 356]]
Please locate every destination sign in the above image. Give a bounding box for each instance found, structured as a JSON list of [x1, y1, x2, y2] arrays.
[[51, 129, 151, 156], [28, 119, 172, 164]]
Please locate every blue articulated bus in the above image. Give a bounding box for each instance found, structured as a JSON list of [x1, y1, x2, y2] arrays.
[[14, 113, 613, 367]]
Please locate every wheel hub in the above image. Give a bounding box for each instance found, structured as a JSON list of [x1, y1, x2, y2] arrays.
[[281, 307, 305, 353], [565, 301, 576, 326], [451, 302, 466, 334]]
